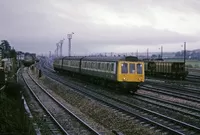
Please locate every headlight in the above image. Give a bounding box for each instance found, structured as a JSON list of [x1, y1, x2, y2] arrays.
[[123, 77, 126, 80]]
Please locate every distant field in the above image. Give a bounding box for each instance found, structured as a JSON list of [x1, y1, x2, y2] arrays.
[[165, 59, 200, 68]]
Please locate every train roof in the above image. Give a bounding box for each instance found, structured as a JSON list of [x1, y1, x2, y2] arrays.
[[62, 56, 84, 60], [61, 56, 138, 62], [145, 61, 186, 64]]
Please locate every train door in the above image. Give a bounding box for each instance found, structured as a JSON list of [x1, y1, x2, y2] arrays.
[[117, 61, 128, 81]]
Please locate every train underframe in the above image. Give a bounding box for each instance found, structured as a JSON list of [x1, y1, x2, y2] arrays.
[[54, 67, 140, 93], [145, 71, 187, 80]]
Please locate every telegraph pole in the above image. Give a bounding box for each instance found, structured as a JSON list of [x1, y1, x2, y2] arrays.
[[136, 49, 138, 57], [147, 48, 149, 59], [67, 32, 74, 57]]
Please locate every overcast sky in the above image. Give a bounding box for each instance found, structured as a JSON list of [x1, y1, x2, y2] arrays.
[[0, 0, 200, 56]]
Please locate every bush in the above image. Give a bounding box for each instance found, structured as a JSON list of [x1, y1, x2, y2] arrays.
[[4, 82, 22, 100], [0, 82, 33, 135]]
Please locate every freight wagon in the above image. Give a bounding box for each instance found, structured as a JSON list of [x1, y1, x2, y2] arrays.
[[144, 61, 188, 79]]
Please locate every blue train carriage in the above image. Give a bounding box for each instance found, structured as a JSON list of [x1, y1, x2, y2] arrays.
[[80, 56, 145, 92]]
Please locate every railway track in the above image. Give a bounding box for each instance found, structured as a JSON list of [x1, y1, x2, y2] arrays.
[[145, 77, 200, 86], [134, 93, 200, 113], [188, 68, 200, 73], [40, 66, 200, 135], [41, 64, 200, 119], [22, 68, 100, 135], [132, 93, 200, 119], [145, 80, 200, 94], [186, 74, 200, 83], [141, 85, 200, 103], [41, 63, 200, 116]]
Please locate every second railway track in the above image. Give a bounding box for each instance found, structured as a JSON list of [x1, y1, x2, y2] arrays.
[[22, 68, 101, 135]]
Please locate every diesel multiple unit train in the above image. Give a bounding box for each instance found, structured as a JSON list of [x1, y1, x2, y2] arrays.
[[53, 56, 145, 92]]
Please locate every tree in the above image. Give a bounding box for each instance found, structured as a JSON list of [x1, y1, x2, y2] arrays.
[[1, 40, 11, 51], [10, 49, 17, 59], [151, 54, 157, 59], [1, 40, 11, 58]]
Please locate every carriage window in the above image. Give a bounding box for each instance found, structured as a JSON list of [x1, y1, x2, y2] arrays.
[[121, 63, 128, 74], [137, 63, 143, 74], [111, 63, 114, 71], [89, 62, 91, 68], [86, 62, 88, 68], [93, 62, 95, 68], [103, 63, 106, 70], [107, 63, 109, 71], [91, 62, 93, 68], [129, 63, 135, 73], [98, 63, 100, 69]]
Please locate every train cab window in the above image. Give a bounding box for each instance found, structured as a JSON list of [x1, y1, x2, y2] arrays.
[[129, 63, 135, 73], [137, 63, 143, 74], [121, 63, 128, 74]]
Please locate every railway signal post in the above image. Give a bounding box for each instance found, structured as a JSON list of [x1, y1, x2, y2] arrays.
[[159, 46, 163, 59], [67, 32, 74, 57], [59, 38, 65, 57]]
